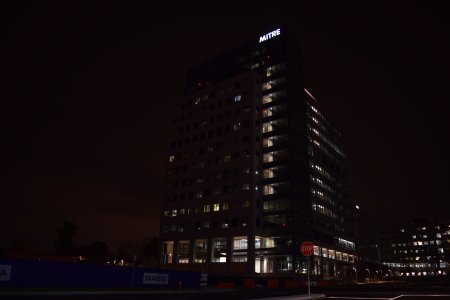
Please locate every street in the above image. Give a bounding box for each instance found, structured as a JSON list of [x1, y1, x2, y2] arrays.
[[1, 279, 450, 300]]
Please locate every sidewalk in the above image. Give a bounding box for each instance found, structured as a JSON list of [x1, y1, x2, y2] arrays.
[[250, 294, 326, 300]]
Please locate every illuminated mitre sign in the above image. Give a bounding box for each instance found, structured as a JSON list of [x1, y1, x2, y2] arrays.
[[259, 28, 281, 43]]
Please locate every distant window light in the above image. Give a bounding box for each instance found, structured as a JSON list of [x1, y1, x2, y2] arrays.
[[213, 203, 220, 212], [234, 95, 242, 102], [355, 205, 360, 210], [169, 155, 175, 162]]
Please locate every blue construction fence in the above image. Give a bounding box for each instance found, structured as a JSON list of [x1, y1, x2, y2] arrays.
[[0, 259, 201, 289]]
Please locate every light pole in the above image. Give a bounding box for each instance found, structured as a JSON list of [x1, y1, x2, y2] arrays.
[[353, 267, 358, 283]]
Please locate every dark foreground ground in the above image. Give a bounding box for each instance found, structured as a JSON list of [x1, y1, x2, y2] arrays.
[[1, 278, 450, 300]]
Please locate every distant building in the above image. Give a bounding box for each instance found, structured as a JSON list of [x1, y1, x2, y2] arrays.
[[379, 218, 450, 277], [159, 27, 356, 277]]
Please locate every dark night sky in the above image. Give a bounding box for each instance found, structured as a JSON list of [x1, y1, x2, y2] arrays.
[[3, 2, 450, 253]]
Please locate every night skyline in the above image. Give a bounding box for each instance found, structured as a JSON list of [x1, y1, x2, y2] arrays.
[[3, 2, 450, 253]]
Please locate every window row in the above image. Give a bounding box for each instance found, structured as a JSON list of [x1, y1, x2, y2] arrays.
[[306, 100, 343, 138], [176, 83, 245, 111], [169, 148, 251, 165], [311, 189, 338, 208], [392, 240, 443, 247], [310, 175, 337, 195], [312, 202, 338, 220], [161, 217, 250, 233], [164, 200, 250, 216], [164, 202, 230, 217], [162, 236, 250, 264], [263, 149, 289, 163], [174, 105, 251, 134], [313, 245, 355, 263], [170, 120, 251, 149], [262, 118, 288, 133], [170, 167, 251, 189], [167, 185, 254, 203], [262, 77, 286, 92], [170, 182, 252, 200], [310, 163, 334, 182], [308, 125, 346, 159], [263, 182, 291, 195], [308, 138, 344, 168]]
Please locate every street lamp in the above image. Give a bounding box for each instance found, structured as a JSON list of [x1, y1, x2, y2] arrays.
[[353, 267, 358, 283]]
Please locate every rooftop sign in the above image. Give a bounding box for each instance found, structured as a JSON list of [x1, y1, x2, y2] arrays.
[[259, 28, 281, 43]]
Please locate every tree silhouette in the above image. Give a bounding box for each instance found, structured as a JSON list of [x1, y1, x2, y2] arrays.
[[54, 220, 77, 255]]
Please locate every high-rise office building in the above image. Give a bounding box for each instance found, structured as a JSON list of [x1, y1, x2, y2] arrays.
[[160, 28, 356, 277]]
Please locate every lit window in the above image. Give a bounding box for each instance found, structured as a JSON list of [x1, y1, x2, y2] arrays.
[[221, 219, 229, 229], [314, 246, 320, 256], [233, 122, 241, 131], [169, 155, 175, 162], [263, 185, 275, 195], [177, 241, 190, 264], [193, 239, 207, 263], [262, 122, 273, 133], [211, 238, 227, 263], [213, 203, 220, 211], [171, 210, 177, 217], [222, 202, 229, 210], [233, 236, 248, 250], [203, 205, 210, 212], [234, 95, 242, 102], [242, 183, 250, 190], [437, 233, 442, 238], [263, 152, 274, 163]]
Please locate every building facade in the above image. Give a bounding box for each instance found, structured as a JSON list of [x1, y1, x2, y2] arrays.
[[380, 219, 450, 277], [160, 28, 356, 277]]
